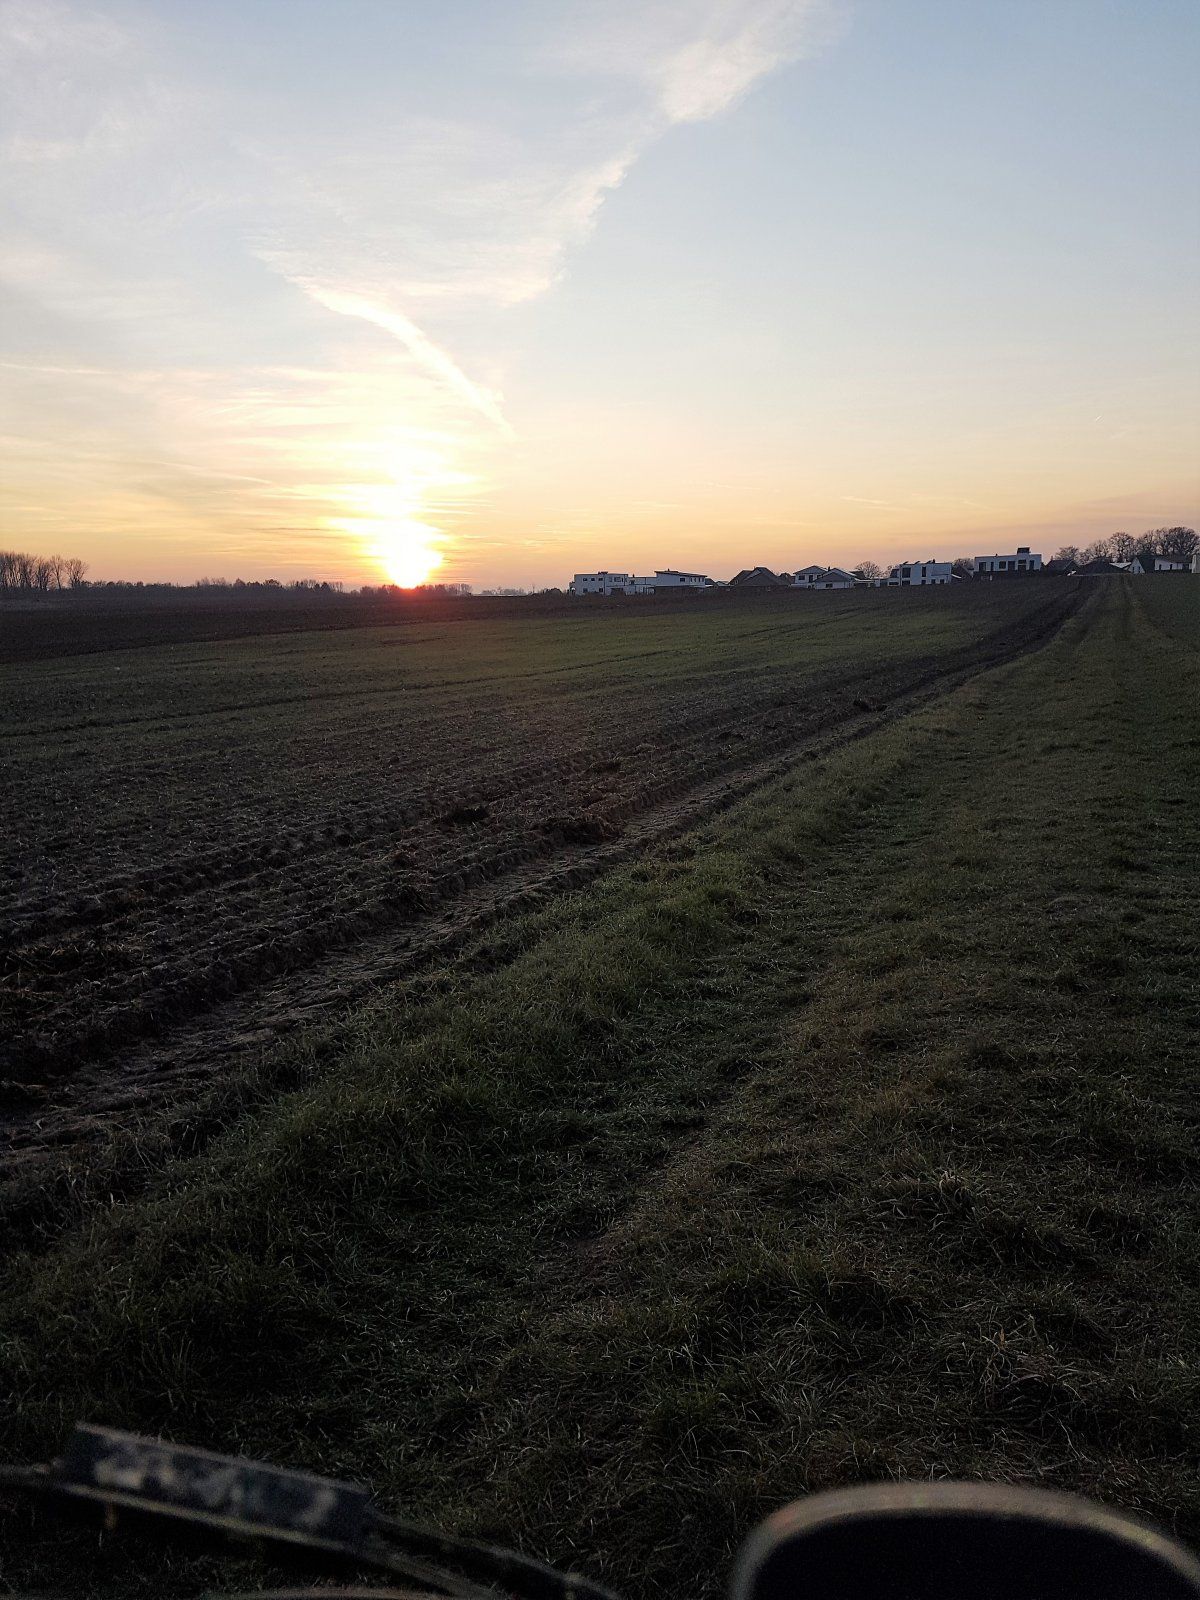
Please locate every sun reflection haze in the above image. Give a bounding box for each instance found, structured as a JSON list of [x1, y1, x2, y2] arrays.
[[376, 518, 444, 587], [329, 441, 474, 587]]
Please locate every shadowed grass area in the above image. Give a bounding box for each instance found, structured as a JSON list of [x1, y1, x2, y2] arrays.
[[1, 579, 1197, 1598]]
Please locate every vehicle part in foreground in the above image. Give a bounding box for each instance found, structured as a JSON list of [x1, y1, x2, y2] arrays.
[[2, 1423, 1198, 1599]]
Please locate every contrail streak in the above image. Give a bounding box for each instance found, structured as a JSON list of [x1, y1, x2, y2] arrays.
[[298, 282, 512, 436]]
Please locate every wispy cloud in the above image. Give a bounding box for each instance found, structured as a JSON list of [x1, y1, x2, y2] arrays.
[[277, 281, 512, 435], [248, 1, 827, 328], [559, 0, 831, 125], [0, 0, 831, 580], [236, 0, 828, 493], [0, 0, 180, 166]]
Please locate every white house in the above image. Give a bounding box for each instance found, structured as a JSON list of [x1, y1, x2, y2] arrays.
[[888, 559, 952, 586], [809, 567, 856, 590], [1130, 552, 1185, 574], [973, 547, 1043, 576], [639, 568, 713, 591], [569, 571, 636, 596], [791, 565, 827, 587]]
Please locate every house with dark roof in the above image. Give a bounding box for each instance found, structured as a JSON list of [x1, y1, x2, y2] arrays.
[[728, 566, 790, 588], [1075, 559, 1128, 577], [790, 564, 827, 587]]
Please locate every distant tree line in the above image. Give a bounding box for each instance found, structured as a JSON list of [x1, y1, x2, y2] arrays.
[[195, 576, 349, 592], [0, 565, 483, 600], [359, 581, 474, 597], [0, 550, 89, 595], [1053, 527, 1197, 568]]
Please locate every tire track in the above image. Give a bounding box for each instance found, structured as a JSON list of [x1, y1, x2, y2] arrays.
[[0, 585, 1084, 1182]]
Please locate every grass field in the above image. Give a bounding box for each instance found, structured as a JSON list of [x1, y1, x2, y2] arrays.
[[1, 578, 1197, 1598]]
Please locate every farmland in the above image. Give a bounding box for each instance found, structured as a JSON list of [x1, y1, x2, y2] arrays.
[[1, 581, 1073, 1204], [2, 577, 1199, 1600]]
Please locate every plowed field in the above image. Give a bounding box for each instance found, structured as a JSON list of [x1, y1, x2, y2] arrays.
[[0, 583, 1080, 1182], [6, 578, 1200, 1600]]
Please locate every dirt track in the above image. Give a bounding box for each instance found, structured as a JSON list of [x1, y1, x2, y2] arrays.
[[0, 585, 1083, 1184]]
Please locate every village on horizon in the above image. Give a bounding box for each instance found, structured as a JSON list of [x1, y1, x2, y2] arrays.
[[569, 539, 1200, 596], [2, 529, 1196, 601]]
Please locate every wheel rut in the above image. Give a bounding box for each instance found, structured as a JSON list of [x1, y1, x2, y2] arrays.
[[0, 587, 1085, 1186]]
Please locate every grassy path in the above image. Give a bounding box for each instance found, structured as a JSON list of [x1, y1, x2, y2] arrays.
[[1, 580, 1197, 1597]]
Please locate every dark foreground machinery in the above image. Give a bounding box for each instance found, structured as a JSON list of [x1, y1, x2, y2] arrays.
[[3, 1423, 1199, 1599]]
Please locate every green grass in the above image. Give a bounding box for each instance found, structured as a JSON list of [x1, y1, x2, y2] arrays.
[[1, 579, 1198, 1598], [0, 586, 1025, 736]]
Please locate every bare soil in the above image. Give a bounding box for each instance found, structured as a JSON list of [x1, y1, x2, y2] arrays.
[[0, 586, 1081, 1185]]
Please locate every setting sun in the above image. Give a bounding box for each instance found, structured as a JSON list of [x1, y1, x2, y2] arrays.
[[376, 519, 444, 588], [330, 467, 456, 588]]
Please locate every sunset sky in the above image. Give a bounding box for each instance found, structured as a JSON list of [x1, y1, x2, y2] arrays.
[[2, 0, 1197, 590]]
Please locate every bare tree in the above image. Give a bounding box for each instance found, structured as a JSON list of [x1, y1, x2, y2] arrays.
[[0, 549, 92, 594], [1145, 526, 1198, 565], [1052, 545, 1082, 565], [1080, 537, 1113, 564], [855, 560, 883, 581], [1109, 532, 1137, 562]]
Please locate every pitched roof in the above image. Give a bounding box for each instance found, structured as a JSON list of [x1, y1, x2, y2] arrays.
[[728, 566, 789, 587]]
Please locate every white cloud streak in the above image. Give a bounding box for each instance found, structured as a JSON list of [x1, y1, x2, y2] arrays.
[[559, 0, 829, 125], [243, 1, 825, 442], [279, 282, 513, 436], [0, 0, 830, 577]]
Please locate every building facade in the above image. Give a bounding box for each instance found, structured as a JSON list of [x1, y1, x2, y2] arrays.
[[973, 548, 1043, 575], [569, 571, 635, 596], [639, 569, 713, 591], [570, 568, 713, 596], [888, 559, 952, 586]]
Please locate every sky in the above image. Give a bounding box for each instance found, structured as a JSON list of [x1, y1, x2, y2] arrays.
[[1, 0, 1197, 590]]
